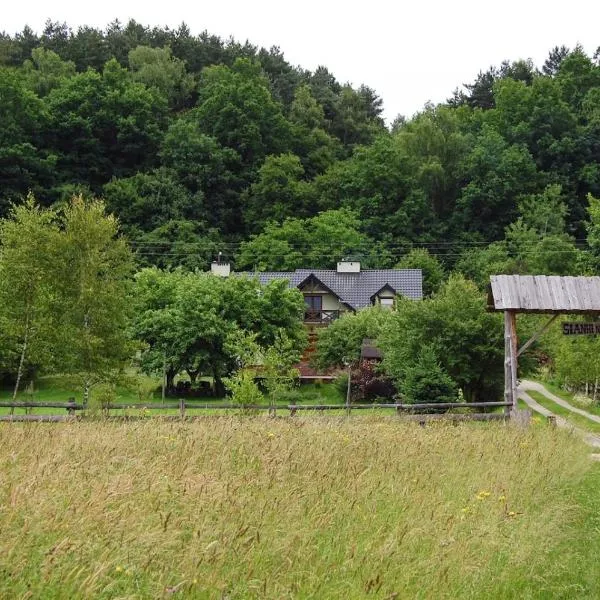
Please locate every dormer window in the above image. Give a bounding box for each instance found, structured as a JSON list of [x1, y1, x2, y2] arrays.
[[379, 297, 394, 310]]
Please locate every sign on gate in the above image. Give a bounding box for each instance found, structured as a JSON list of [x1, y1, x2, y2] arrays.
[[562, 322, 600, 335]]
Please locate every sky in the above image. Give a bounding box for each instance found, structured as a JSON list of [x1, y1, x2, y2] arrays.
[[3, 0, 599, 122]]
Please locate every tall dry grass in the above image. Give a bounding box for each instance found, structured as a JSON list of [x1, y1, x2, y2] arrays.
[[0, 417, 593, 598]]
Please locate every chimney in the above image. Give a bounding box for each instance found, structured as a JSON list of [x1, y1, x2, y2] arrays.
[[337, 260, 360, 273], [211, 252, 230, 277]]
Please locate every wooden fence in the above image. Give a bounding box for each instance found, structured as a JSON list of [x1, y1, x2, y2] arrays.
[[0, 399, 512, 422]]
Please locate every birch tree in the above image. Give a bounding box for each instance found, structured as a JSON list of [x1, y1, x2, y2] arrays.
[[0, 197, 59, 404], [54, 196, 134, 403]]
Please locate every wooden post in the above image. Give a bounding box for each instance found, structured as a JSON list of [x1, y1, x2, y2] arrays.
[[179, 397, 185, 419], [162, 352, 167, 403], [346, 364, 352, 417], [504, 311, 518, 416], [67, 397, 76, 416]]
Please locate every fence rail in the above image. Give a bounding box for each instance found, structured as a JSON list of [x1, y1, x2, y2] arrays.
[[0, 399, 513, 422]]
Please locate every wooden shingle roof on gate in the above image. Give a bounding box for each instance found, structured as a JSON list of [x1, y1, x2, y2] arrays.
[[488, 275, 600, 314]]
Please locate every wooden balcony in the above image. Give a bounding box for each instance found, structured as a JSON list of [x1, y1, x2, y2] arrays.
[[304, 309, 340, 324]]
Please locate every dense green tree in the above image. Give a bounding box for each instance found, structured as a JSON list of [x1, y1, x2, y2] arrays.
[[68, 25, 111, 71], [44, 59, 168, 190], [543, 46, 571, 77], [132, 269, 306, 394], [54, 197, 135, 402], [0, 27, 39, 66], [402, 346, 457, 406], [0, 198, 61, 398], [557, 48, 600, 110], [103, 169, 203, 233], [454, 126, 538, 239], [159, 118, 242, 232], [128, 45, 195, 109], [134, 220, 223, 271], [257, 45, 304, 107], [395, 248, 445, 296], [236, 209, 374, 271], [22, 47, 75, 96], [2, 23, 600, 287], [242, 153, 314, 228], [40, 20, 72, 59], [330, 85, 385, 149], [289, 84, 341, 177], [380, 275, 504, 403], [193, 58, 292, 167], [0, 67, 56, 208], [313, 307, 393, 369]]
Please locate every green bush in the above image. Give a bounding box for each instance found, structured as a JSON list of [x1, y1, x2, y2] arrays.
[[224, 370, 264, 408], [402, 347, 457, 409], [335, 373, 349, 398]]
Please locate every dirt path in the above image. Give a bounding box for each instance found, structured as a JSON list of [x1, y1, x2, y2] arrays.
[[518, 381, 600, 449], [520, 380, 600, 424]]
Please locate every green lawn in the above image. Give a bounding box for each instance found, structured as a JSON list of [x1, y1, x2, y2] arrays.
[[0, 375, 348, 417], [538, 380, 600, 417], [527, 390, 600, 433]]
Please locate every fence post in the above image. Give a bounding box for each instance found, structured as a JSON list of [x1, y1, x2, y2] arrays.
[[67, 397, 76, 416], [290, 398, 297, 417], [179, 397, 185, 419], [345, 364, 352, 417]]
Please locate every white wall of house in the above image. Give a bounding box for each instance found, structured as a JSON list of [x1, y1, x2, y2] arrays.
[[302, 284, 344, 312], [320, 293, 343, 311]]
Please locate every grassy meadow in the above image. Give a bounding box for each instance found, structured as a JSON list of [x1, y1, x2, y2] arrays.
[[1, 418, 599, 599], [0, 376, 347, 417]]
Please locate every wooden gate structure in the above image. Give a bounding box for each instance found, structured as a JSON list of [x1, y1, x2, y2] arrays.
[[488, 275, 600, 415]]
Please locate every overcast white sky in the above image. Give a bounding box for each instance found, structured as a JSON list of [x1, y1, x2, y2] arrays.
[[3, 0, 599, 122]]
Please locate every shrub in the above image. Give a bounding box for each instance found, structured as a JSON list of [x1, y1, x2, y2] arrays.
[[353, 361, 397, 402], [224, 370, 264, 408], [335, 373, 349, 398], [402, 347, 457, 409]]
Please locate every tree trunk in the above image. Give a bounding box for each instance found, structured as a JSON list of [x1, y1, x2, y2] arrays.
[[166, 368, 176, 395], [187, 369, 199, 385], [213, 367, 226, 398], [11, 318, 30, 414], [83, 377, 91, 407]]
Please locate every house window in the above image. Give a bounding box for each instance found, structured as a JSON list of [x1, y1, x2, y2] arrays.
[[305, 296, 322, 311], [379, 297, 394, 310]]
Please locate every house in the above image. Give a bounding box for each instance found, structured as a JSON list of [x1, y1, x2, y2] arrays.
[[212, 259, 423, 329], [210, 259, 422, 381]]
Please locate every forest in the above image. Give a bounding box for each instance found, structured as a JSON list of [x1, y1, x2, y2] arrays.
[[1, 20, 600, 401]]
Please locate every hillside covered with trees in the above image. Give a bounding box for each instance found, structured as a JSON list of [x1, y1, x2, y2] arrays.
[[1, 20, 600, 402], [1, 20, 599, 276]]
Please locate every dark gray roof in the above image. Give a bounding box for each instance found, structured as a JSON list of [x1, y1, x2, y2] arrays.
[[237, 268, 422, 309], [489, 275, 600, 313]]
